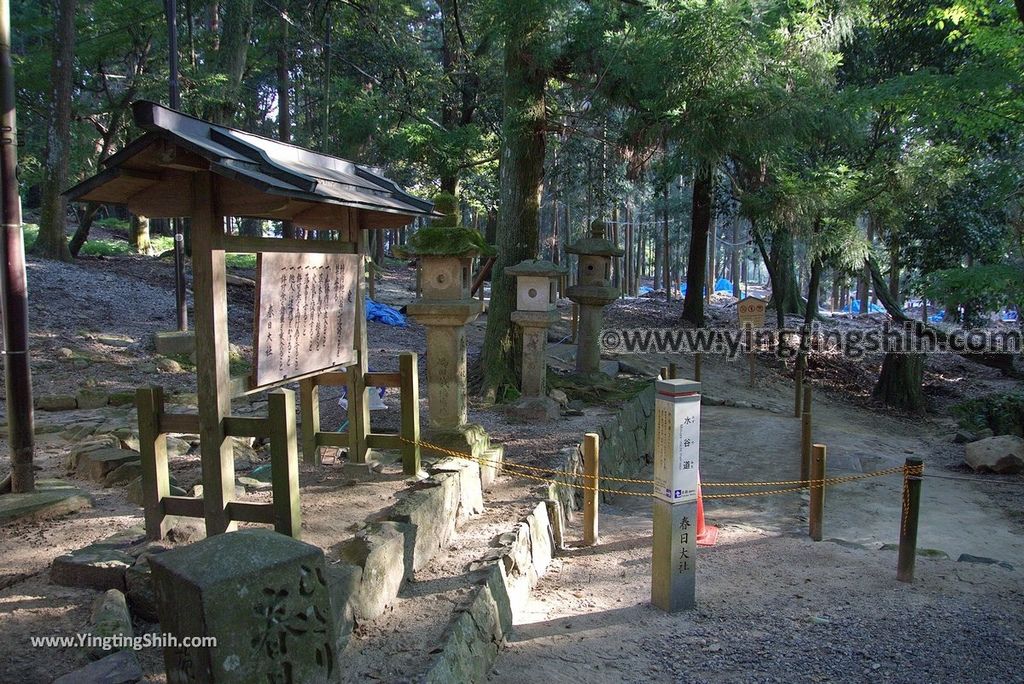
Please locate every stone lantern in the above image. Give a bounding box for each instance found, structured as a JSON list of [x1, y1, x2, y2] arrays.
[[565, 220, 624, 376], [402, 227, 495, 459], [507, 259, 567, 399]]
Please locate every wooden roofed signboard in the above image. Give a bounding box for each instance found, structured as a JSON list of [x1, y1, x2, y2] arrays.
[[252, 252, 359, 388], [738, 296, 767, 328]]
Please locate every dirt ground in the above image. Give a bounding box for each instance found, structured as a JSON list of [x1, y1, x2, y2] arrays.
[[1, 249, 1023, 682]]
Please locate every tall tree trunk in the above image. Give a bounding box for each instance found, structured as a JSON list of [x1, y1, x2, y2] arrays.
[[731, 215, 741, 299], [204, 0, 254, 125], [662, 185, 670, 301], [33, 0, 76, 261], [478, 0, 547, 400], [67, 202, 99, 256], [887, 236, 900, 305], [682, 166, 712, 325], [859, 216, 874, 315], [277, 0, 295, 239], [767, 228, 803, 323]]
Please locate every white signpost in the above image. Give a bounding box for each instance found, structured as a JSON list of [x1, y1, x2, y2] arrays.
[[651, 377, 701, 612]]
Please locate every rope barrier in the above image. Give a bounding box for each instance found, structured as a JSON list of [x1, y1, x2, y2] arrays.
[[399, 436, 923, 500]]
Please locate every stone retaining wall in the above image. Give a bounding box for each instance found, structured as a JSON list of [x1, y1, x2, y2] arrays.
[[553, 385, 655, 513], [422, 500, 556, 683]]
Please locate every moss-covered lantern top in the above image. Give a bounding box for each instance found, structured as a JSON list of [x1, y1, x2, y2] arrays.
[[565, 220, 622, 288], [397, 226, 495, 301]]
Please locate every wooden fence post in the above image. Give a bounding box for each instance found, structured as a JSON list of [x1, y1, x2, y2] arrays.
[[269, 388, 301, 539], [399, 352, 421, 477], [809, 443, 826, 541], [137, 386, 170, 540], [694, 353, 702, 383], [299, 377, 320, 465], [583, 433, 599, 546], [897, 457, 923, 582]]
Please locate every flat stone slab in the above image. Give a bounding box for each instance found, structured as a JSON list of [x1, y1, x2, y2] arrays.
[[52, 650, 143, 684], [77, 448, 141, 483], [0, 480, 92, 524], [51, 545, 134, 592], [153, 330, 195, 355]]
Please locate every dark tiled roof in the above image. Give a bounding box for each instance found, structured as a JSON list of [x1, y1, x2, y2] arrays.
[[65, 101, 435, 219]]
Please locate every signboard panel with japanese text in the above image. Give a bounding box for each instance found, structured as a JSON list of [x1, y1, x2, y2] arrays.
[[252, 252, 359, 388]]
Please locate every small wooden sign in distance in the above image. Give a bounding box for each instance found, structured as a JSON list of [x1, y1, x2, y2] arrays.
[[737, 295, 767, 328]]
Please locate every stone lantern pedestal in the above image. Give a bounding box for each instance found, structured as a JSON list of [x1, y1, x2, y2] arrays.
[[506, 259, 567, 420], [566, 220, 623, 379], [400, 227, 503, 483]]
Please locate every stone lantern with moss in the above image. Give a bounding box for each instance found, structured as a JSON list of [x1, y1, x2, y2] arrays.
[[400, 223, 495, 451], [565, 220, 624, 376], [507, 259, 567, 399]]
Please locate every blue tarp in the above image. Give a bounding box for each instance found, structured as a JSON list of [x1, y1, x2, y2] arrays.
[[840, 300, 886, 314], [678, 279, 734, 296], [638, 285, 654, 296], [1002, 310, 1018, 323], [366, 297, 406, 327], [929, 310, 946, 323]]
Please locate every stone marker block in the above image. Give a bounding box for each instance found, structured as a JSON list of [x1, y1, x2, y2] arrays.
[[0, 479, 92, 524], [148, 528, 337, 684], [77, 448, 141, 483], [336, 521, 409, 622], [324, 563, 360, 655], [153, 330, 195, 356], [51, 546, 134, 592], [526, 501, 553, 576], [430, 458, 484, 521], [52, 650, 143, 684], [88, 589, 134, 660]]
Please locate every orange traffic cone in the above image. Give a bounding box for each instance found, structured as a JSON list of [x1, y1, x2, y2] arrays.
[[696, 478, 719, 546]]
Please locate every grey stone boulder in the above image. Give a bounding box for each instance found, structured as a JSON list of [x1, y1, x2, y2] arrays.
[[51, 546, 134, 592], [964, 435, 1024, 474], [36, 394, 78, 411], [325, 563, 360, 655], [124, 477, 187, 507], [388, 474, 459, 571], [52, 650, 143, 684], [76, 448, 141, 483], [77, 388, 111, 410], [336, 521, 410, 622], [0, 479, 91, 524], [125, 550, 168, 623], [953, 429, 977, 444], [87, 589, 133, 660], [103, 461, 143, 488]]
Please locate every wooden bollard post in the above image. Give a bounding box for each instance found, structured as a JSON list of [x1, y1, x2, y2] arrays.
[[694, 353, 702, 382], [794, 367, 804, 417], [800, 404, 812, 483], [897, 457, 923, 583], [583, 433, 599, 546], [809, 443, 826, 541], [669, 362, 678, 380]]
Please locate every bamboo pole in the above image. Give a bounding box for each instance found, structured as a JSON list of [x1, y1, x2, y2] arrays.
[[583, 433, 599, 546]]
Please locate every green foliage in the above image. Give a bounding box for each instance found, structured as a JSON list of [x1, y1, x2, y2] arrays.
[[954, 393, 1024, 436], [93, 218, 130, 234], [922, 264, 1024, 312], [226, 253, 257, 270]]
